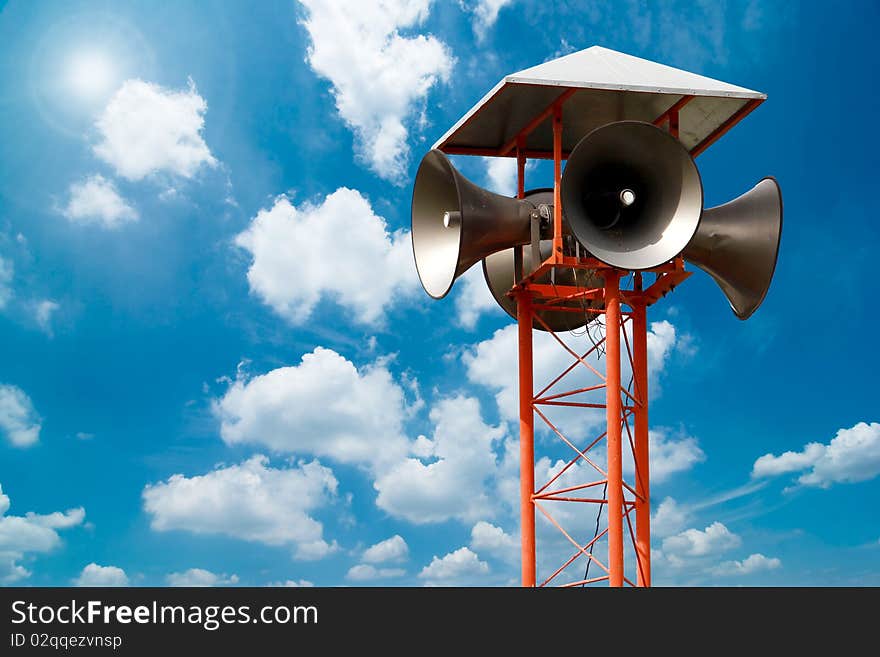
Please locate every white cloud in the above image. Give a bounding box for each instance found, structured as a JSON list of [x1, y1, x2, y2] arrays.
[[74, 563, 128, 587], [374, 395, 504, 524], [411, 434, 434, 458], [0, 256, 12, 309], [455, 265, 500, 330], [493, 433, 521, 518], [25, 510, 86, 530], [752, 444, 825, 478], [33, 300, 60, 335], [463, 320, 680, 437], [752, 422, 880, 488], [662, 522, 741, 559], [213, 349, 515, 529], [0, 485, 85, 582], [345, 564, 406, 581], [638, 428, 705, 484], [470, 521, 518, 565], [418, 547, 489, 585], [711, 553, 781, 577], [234, 190, 418, 326], [646, 319, 677, 374], [94, 79, 216, 181], [266, 579, 314, 587], [651, 497, 690, 539], [362, 535, 409, 564], [214, 347, 411, 473], [482, 156, 518, 195], [61, 175, 138, 228], [0, 559, 28, 583], [650, 504, 785, 583], [142, 455, 338, 560], [298, 0, 453, 181], [166, 568, 240, 587], [0, 384, 41, 447], [470, 0, 515, 41]]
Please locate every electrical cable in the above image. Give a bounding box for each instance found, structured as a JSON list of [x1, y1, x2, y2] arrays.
[[582, 481, 607, 585]]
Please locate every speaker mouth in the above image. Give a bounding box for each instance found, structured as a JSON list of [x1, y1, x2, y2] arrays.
[[579, 163, 646, 231], [562, 121, 703, 270], [411, 150, 463, 299], [741, 176, 783, 320]]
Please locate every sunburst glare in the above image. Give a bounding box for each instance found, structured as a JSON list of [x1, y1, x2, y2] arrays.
[[65, 49, 117, 102]]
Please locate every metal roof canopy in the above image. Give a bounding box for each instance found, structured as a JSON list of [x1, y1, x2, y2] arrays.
[[433, 46, 765, 159]]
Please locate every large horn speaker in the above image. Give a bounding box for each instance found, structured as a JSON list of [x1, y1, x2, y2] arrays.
[[412, 149, 538, 299], [482, 191, 602, 332], [561, 121, 703, 270], [684, 177, 783, 320]]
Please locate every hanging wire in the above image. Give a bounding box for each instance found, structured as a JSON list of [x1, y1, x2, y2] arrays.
[[568, 259, 605, 357], [566, 263, 589, 339], [590, 314, 606, 358], [561, 237, 596, 343], [582, 480, 607, 585]]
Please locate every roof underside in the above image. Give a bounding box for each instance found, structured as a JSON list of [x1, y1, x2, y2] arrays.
[[433, 46, 766, 157]]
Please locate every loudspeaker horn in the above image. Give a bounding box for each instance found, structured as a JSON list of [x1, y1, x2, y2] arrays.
[[561, 121, 703, 270], [482, 191, 602, 332], [683, 177, 783, 320], [412, 149, 540, 299]]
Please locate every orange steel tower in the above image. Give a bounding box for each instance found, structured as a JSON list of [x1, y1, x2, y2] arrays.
[[507, 113, 691, 587], [421, 46, 775, 587]]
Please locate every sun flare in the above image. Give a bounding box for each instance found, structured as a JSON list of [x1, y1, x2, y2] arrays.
[[66, 49, 116, 101]]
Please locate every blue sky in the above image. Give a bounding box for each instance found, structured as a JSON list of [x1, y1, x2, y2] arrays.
[[0, 0, 878, 587]]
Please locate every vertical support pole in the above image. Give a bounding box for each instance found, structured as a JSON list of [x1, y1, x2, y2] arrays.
[[633, 274, 651, 587], [517, 290, 536, 587], [669, 108, 680, 140], [604, 270, 624, 587], [514, 141, 526, 282], [552, 103, 563, 261], [516, 138, 526, 200]]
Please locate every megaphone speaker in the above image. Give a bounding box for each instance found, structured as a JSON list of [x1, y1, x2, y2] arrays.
[[411, 149, 540, 299], [561, 121, 703, 270], [684, 177, 783, 320]]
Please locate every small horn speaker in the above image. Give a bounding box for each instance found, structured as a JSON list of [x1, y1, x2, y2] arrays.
[[482, 191, 602, 332], [411, 149, 538, 299], [561, 121, 703, 270], [684, 177, 783, 320]]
